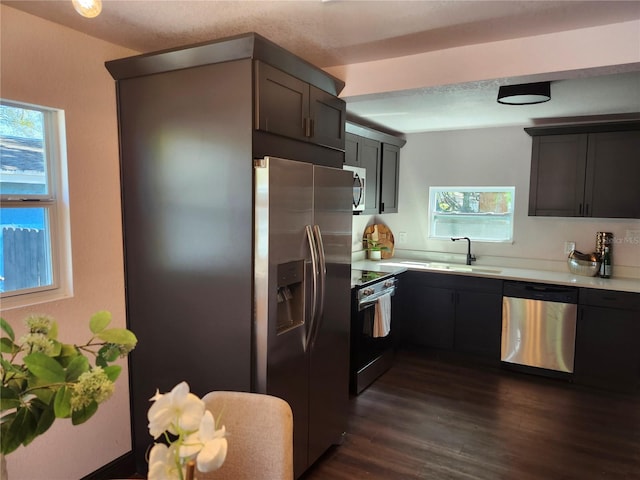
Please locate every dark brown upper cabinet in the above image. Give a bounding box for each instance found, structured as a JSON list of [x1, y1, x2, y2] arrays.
[[380, 143, 400, 214], [255, 61, 346, 151], [344, 122, 405, 215], [586, 131, 640, 218], [526, 121, 640, 219], [528, 134, 589, 217], [345, 133, 381, 214], [106, 32, 346, 168]]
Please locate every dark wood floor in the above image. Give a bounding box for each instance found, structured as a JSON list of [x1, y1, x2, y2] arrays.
[[301, 348, 640, 480]]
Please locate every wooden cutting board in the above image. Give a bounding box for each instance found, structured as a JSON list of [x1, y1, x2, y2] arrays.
[[362, 224, 395, 259]]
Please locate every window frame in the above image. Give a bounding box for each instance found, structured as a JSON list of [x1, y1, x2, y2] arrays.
[[1, 99, 72, 308], [428, 186, 515, 243]]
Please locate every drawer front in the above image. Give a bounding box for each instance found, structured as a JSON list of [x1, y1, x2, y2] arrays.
[[404, 270, 503, 293], [579, 288, 640, 310]]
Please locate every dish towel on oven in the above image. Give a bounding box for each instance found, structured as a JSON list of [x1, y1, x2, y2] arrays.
[[373, 292, 392, 338]]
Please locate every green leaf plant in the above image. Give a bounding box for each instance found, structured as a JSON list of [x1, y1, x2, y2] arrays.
[[0, 311, 137, 455], [364, 238, 390, 252]]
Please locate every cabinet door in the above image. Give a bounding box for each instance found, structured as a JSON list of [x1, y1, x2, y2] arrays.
[[585, 131, 640, 218], [255, 62, 308, 142], [454, 290, 503, 359], [309, 85, 346, 151], [360, 138, 381, 215], [528, 134, 588, 216], [380, 143, 400, 213], [574, 305, 640, 392], [407, 285, 455, 350], [344, 133, 360, 167]]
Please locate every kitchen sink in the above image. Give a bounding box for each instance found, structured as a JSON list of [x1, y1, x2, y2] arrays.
[[381, 260, 502, 275]]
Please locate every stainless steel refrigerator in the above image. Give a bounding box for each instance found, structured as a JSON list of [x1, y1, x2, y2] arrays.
[[254, 157, 352, 477]]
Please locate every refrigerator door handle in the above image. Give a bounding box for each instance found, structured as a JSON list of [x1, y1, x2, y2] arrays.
[[305, 225, 319, 351], [309, 225, 327, 348]]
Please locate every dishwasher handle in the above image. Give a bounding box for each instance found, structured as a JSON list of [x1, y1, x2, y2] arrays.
[[503, 281, 578, 304]]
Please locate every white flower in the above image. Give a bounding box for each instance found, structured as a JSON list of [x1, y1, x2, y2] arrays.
[[147, 382, 228, 476], [180, 410, 228, 472], [148, 443, 181, 480], [148, 381, 205, 438]]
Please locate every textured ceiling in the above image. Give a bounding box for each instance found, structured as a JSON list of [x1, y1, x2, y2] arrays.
[[347, 69, 640, 133], [4, 0, 640, 133]]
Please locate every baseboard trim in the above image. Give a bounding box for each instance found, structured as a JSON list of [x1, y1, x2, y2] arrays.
[[80, 451, 137, 480]]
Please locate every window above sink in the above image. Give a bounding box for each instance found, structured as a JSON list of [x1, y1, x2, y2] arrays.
[[428, 186, 515, 243]]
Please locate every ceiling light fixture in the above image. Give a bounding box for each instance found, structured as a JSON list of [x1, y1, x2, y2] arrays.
[[497, 81, 551, 105], [72, 0, 102, 18]]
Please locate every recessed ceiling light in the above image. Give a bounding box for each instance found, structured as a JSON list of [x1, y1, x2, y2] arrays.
[[72, 0, 102, 18]]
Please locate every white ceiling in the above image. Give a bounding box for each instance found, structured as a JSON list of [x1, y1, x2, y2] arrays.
[[5, 0, 640, 134]]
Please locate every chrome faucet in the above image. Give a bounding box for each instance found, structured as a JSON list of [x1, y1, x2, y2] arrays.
[[451, 237, 476, 265]]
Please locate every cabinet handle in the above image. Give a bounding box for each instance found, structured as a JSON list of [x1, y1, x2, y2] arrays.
[[585, 204, 589, 216], [578, 203, 583, 215], [304, 117, 313, 138], [380, 202, 385, 212]]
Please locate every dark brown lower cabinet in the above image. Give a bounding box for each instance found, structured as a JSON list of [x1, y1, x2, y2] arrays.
[[409, 284, 456, 349], [574, 288, 640, 392], [402, 274, 640, 394], [403, 271, 502, 360], [454, 287, 503, 359]]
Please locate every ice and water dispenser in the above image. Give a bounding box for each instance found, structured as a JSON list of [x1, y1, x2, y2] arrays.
[[276, 260, 305, 334]]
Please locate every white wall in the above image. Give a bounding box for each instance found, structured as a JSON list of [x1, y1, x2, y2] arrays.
[[1, 6, 138, 479], [354, 126, 640, 276]]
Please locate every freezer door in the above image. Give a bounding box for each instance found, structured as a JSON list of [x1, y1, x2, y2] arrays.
[[254, 156, 313, 477], [308, 165, 352, 466]]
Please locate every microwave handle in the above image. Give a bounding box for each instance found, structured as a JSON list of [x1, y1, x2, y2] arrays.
[[353, 173, 364, 208]]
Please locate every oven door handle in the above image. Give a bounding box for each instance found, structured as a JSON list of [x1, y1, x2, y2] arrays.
[[358, 287, 395, 311]]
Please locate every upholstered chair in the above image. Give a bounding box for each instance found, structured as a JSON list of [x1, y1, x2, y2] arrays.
[[198, 391, 294, 480]]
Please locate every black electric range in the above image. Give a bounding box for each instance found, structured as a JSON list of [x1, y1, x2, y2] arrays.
[[349, 268, 398, 395]]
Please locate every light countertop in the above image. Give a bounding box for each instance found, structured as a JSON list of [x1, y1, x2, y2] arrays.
[[352, 258, 640, 293]]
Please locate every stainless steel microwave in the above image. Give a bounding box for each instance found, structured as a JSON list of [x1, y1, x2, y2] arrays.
[[343, 165, 366, 213]]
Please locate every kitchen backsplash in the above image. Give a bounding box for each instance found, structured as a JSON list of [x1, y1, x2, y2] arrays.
[[352, 214, 640, 280]]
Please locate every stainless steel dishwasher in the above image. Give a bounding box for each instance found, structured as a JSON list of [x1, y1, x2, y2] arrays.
[[501, 281, 578, 375]]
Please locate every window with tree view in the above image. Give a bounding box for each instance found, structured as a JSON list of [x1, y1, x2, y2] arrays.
[[1, 101, 69, 299], [429, 187, 515, 242]]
